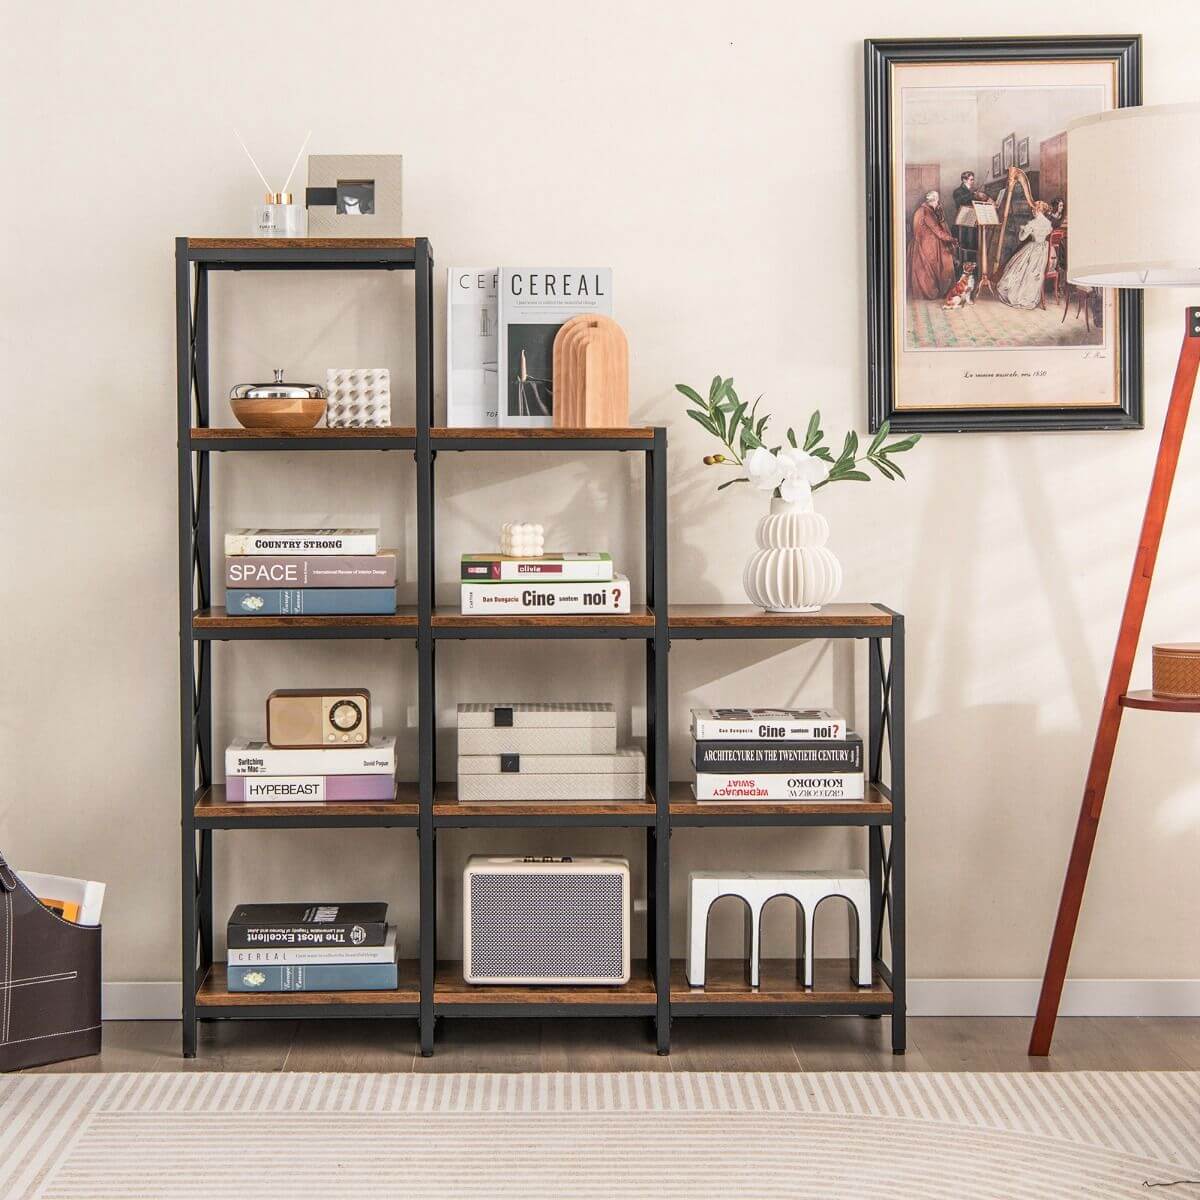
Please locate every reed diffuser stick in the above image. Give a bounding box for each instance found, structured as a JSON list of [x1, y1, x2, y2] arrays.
[[233, 128, 274, 195]]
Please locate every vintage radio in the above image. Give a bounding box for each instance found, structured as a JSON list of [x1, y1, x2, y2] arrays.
[[266, 688, 370, 748], [462, 855, 630, 986]]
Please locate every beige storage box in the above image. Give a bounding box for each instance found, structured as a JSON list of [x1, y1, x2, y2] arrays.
[[457, 702, 617, 755], [457, 748, 645, 802]]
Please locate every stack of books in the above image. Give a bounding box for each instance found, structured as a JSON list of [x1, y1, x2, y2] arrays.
[[224, 528, 397, 616], [225, 735, 397, 804], [690, 708, 865, 803], [459, 551, 630, 615], [225, 903, 399, 992], [457, 703, 645, 801]]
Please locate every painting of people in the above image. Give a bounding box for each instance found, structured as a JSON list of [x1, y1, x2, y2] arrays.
[[866, 39, 1142, 432]]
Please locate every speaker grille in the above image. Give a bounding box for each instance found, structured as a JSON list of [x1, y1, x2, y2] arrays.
[[469, 873, 624, 980]]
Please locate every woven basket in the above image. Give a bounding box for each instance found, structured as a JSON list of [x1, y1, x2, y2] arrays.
[[1152, 643, 1200, 699]]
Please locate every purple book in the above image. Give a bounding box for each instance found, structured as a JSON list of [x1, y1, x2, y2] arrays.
[[225, 775, 398, 803], [224, 553, 397, 589]]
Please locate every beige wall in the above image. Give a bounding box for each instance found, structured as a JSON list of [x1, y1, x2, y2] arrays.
[[3, 1, 1200, 996]]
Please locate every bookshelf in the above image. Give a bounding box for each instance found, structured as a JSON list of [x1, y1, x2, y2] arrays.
[[176, 236, 905, 1058]]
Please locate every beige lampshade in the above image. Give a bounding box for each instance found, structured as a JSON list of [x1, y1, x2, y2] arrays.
[[1067, 103, 1200, 288]]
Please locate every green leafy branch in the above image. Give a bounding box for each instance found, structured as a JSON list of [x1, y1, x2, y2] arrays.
[[675, 376, 920, 495]]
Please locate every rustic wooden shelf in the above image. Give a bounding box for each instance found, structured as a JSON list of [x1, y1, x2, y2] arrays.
[[195, 784, 419, 828], [668, 781, 893, 825], [188, 237, 418, 250], [1120, 690, 1200, 714], [197, 962, 420, 1008], [434, 960, 656, 1009], [669, 603, 895, 633], [433, 783, 656, 827], [432, 426, 654, 441], [670, 959, 892, 1008], [192, 607, 418, 638], [190, 426, 416, 451]]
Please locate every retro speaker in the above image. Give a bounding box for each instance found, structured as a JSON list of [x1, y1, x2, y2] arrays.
[[462, 856, 630, 985]]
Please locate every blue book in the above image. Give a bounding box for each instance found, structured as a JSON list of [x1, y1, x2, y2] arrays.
[[225, 587, 397, 616], [226, 960, 399, 992]]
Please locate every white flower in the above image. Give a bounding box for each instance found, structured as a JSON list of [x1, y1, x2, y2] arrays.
[[746, 446, 785, 493], [745, 446, 827, 506]]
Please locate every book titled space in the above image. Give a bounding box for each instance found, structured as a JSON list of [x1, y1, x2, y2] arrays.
[[690, 708, 846, 741], [460, 576, 630, 615], [446, 267, 499, 427], [460, 552, 613, 582], [225, 529, 380, 556], [497, 268, 613, 428], [225, 552, 397, 588]]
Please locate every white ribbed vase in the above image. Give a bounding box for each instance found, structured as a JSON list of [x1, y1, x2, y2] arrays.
[[743, 496, 842, 613]]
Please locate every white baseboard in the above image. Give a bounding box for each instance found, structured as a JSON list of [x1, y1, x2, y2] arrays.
[[102, 979, 1200, 1021]]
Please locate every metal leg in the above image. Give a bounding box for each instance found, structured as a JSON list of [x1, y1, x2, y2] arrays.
[[889, 617, 906, 1055], [648, 429, 670, 1054]]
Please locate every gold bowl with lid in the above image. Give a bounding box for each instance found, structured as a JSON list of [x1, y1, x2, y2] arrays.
[[230, 369, 327, 430]]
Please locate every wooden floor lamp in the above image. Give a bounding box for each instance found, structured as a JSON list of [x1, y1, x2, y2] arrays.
[[1031, 103, 1200, 1056]]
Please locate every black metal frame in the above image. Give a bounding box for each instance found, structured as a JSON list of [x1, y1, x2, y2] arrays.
[[864, 35, 1143, 433], [175, 237, 904, 1059]]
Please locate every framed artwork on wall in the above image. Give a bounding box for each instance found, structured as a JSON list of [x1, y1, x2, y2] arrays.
[[864, 36, 1143, 432]]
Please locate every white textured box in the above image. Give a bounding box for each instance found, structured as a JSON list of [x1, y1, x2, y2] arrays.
[[457, 702, 615, 729], [458, 726, 618, 755], [325, 368, 391, 428], [457, 749, 645, 802]]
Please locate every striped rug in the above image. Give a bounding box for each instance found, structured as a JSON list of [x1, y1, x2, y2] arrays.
[[2, 1072, 1199, 1198]]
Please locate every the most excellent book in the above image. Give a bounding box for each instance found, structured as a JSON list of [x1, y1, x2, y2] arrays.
[[227, 902, 389, 948]]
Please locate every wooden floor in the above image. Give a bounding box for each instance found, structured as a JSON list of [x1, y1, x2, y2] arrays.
[[22, 1017, 1200, 1074]]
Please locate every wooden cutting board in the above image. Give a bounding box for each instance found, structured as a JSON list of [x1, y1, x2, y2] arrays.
[[552, 315, 629, 428]]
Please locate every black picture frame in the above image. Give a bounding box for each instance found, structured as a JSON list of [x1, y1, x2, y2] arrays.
[[991, 152, 1001, 180], [1017, 136, 1031, 168], [865, 36, 1143, 433], [1002, 132, 1017, 170]]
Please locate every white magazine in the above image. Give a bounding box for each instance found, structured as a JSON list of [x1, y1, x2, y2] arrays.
[[446, 267, 499, 427]]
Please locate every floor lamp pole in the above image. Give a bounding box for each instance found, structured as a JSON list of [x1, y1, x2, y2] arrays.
[[1029, 306, 1200, 1057]]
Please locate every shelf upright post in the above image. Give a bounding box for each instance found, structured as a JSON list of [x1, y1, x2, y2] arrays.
[[647, 428, 670, 1053], [175, 239, 200, 1057], [868, 635, 884, 965], [889, 614, 906, 1054], [414, 239, 437, 1056]]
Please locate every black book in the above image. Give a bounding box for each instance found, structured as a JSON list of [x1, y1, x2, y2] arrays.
[[693, 734, 863, 774], [227, 903, 389, 949]]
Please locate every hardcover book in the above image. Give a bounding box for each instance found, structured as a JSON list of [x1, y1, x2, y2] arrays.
[[225, 736, 396, 778], [227, 902, 389, 949], [460, 575, 630, 615], [693, 735, 863, 773], [690, 708, 846, 742], [692, 772, 866, 802], [224, 529, 380, 556], [497, 268, 613, 428], [226, 959, 399, 991], [225, 775, 398, 803], [225, 587, 397, 616], [228, 927, 398, 966], [460, 552, 613, 582], [447, 267, 499, 427], [225, 552, 397, 589]]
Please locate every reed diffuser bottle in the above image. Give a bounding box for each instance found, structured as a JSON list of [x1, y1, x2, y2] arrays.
[[236, 129, 311, 239]]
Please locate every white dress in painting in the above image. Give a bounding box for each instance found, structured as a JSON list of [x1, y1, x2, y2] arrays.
[[997, 212, 1052, 310]]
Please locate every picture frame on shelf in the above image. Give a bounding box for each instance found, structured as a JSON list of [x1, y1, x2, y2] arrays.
[[306, 154, 403, 238], [864, 35, 1143, 432]]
